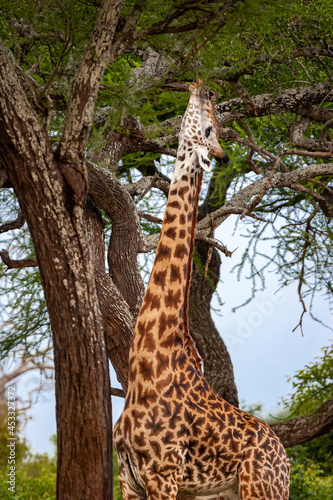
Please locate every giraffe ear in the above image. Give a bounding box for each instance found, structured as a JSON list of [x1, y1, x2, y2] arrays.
[[196, 147, 212, 172]]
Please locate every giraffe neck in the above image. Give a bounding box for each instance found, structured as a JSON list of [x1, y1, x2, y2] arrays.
[[129, 148, 202, 380]]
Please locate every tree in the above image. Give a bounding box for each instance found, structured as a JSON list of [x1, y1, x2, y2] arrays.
[[0, 0, 333, 498]]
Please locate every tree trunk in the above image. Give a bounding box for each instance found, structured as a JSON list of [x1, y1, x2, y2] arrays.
[[0, 41, 112, 499]]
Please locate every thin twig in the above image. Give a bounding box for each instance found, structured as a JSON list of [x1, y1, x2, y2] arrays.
[[292, 209, 318, 335], [234, 134, 290, 172], [195, 234, 233, 257], [37, 40, 71, 104], [187, 16, 228, 59], [242, 122, 268, 158], [246, 150, 263, 174], [241, 154, 283, 219], [307, 178, 333, 195], [320, 118, 333, 142], [204, 244, 214, 278], [282, 148, 333, 158], [135, 178, 155, 204], [138, 212, 163, 224], [231, 87, 257, 116]]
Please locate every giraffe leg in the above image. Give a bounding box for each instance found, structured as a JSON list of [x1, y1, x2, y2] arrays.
[[238, 452, 290, 500], [118, 476, 146, 500], [115, 448, 146, 500], [144, 474, 179, 500], [238, 471, 286, 500]]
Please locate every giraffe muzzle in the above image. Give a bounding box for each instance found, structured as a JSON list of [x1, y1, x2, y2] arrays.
[[216, 153, 231, 166]]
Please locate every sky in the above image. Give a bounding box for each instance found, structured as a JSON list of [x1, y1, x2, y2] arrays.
[[15, 215, 333, 456]]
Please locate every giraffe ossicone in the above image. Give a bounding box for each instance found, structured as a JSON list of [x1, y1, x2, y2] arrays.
[[114, 81, 290, 500]]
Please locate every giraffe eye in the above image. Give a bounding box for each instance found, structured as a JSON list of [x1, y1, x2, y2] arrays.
[[205, 126, 212, 138]]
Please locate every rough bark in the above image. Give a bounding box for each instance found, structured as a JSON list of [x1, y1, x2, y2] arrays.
[[272, 397, 333, 448], [59, 0, 124, 163], [88, 165, 145, 317], [0, 40, 112, 499], [83, 195, 135, 391], [215, 82, 333, 124]]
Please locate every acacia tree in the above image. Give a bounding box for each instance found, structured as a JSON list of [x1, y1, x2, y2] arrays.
[[0, 0, 333, 498]]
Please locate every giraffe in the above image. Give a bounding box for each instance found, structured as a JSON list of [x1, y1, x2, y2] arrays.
[[114, 82, 290, 500]]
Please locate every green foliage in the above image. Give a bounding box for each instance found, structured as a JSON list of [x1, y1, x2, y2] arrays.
[[290, 432, 333, 477], [0, 404, 56, 499], [0, 435, 122, 500], [0, 0, 97, 73], [0, 404, 28, 468], [199, 0, 333, 96], [288, 433, 333, 499], [0, 189, 51, 360], [281, 345, 333, 498], [282, 344, 333, 416], [0, 453, 57, 499], [113, 447, 122, 500]]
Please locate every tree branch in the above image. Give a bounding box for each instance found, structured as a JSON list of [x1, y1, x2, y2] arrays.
[[58, 0, 124, 162], [195, 234, 233, 257], [87, 162, 145, 317], [215, 82, 333, 124], [111, 387, 126, 398], [196, 163, 333, 234], [125, 175, 170, 197], [283, 148, 333, 158], [142, 1, 241, 37], [138, 212, 163, 225], [214, 47, 333, 86], [83, 198, 135, 391], [0, 249, 38, 269], [271, 397, 333, 448], [0, 210, 25, 233]]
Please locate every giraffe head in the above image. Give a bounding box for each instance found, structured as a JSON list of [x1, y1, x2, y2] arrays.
[[182, 81, 230, 172]]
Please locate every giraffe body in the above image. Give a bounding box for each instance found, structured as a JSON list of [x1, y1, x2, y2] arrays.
[[114, 83, 290, 500]]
